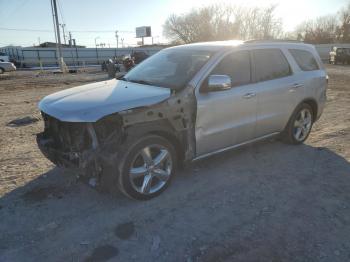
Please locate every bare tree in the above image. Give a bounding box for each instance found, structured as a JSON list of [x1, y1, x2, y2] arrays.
[[163, 4, 283, 44], [295, 15, 338, 44], [295, 2, 350, 44], [337, 3, 350, 42]]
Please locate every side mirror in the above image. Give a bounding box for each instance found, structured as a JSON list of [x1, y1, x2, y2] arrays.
[[203, 75, 232, 92]]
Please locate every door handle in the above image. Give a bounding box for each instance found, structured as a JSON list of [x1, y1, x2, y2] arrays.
[[242, 93, 256, 99], [291, 83, 304, 89]]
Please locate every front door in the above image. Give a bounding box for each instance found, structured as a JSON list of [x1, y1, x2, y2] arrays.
[[195, 50, 258, 156], [251, 48, 301, 137]]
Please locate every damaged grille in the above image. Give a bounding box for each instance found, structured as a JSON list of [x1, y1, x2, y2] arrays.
[[41, 112, 91, 152], [39, 111, 123, 170], [41, 112, 123, 152]]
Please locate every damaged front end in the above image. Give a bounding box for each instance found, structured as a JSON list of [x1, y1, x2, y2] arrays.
[[37, 112, 123, 177], [37, 86, 197, 189]]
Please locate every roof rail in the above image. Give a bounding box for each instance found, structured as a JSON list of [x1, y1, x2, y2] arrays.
[[244, 39, 303, 44]]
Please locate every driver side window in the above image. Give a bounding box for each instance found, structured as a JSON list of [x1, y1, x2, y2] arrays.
[[211, 51, 251, 87]]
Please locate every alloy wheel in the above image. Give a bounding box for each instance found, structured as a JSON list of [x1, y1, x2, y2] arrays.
[[293, 108, 312, 142], [129, 144, 173, 195]]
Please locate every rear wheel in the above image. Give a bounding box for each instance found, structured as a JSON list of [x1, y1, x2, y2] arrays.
[[282, 103, 313, 144], [118, 135, 177, 200]]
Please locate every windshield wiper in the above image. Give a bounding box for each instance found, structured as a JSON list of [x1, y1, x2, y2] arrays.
[[118, 76, 128, 81], [127, 79, 153, 86]]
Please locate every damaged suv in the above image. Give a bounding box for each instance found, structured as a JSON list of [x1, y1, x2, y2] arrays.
[[37, 40, 327, 200]]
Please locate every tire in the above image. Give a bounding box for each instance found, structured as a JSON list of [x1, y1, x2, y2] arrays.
[[282, 103, 314, 145], [0, 68, 4, 74], [118, 135, 177, 200]]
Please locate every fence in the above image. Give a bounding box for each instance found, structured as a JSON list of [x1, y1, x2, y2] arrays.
[[1, 43, 350, 68], [0, 46, 164, 68]]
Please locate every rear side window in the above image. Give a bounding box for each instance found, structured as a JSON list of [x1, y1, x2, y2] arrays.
[[211, 51, 251, 87], [252, 49, 291, 82], [289, 49, 319, 71]]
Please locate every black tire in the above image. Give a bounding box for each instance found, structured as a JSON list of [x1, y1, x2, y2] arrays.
[[282, 103, 314, 145], [118, 135, 177, 200], [0, 68, 4, 74]]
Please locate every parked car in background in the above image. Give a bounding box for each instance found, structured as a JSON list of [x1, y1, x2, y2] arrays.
[[0, 61, 16, 74], [37, 40, 327, 200], [329, 47, 350, 64], [0, 52, 9, 62]]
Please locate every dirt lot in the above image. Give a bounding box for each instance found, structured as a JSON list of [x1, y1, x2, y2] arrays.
[[0, 65, 349, 262]]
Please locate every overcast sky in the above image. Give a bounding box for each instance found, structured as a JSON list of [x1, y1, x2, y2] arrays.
[[0, 0, 348, 47]]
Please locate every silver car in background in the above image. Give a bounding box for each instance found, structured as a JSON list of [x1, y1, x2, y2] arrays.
[[0, 61, 16, 74], [37, 40, 327, 200]]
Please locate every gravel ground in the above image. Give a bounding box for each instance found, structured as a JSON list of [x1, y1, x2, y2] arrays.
[[0, 65, 349, 262]]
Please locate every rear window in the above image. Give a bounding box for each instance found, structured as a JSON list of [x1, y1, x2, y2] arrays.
[[289, 49, 319, 71], [252, 49, 291, 82]]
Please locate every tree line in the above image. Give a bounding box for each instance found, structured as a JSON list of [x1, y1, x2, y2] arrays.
[[163, 2, 350, 44]]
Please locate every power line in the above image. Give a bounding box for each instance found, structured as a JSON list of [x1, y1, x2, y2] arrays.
[[0, 27, 51, 32], [1, 0, 28, 21], [71, 30, 134, 33], [0, 27, 134, 33]]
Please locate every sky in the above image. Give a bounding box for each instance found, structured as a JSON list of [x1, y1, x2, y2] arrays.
[[0, 0, 348, 48]]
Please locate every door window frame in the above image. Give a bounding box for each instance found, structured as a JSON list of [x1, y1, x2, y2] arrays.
[[197, 49, 254, 92], [251, 48, 293, 84]]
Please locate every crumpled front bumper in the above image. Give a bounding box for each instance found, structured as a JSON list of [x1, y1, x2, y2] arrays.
[[36, 132, 80, 168]]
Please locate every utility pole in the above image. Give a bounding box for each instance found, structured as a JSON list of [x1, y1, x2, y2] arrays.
[[60, 23, 67, 45], [51, 0, 65, 72], [121, 38, 124, 48], [115, 30, 119, 48], [94, 36, 100, 64], [69, 31, 72, 47]]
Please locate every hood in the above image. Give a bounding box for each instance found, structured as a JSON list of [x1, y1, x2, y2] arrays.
[[39, 79, 171, 122]]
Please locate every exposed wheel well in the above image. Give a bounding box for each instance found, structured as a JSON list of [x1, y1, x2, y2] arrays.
[[302, 99, 318, 119], [149, 130, 185, 165]]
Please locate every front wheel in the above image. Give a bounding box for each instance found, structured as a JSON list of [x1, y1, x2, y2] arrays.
[[118, 135, 177, 200], [282, 103, 313, 144], [0, 68, 4, 74]]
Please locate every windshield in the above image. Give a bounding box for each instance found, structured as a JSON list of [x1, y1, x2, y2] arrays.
[[123, 49, 214, 90]]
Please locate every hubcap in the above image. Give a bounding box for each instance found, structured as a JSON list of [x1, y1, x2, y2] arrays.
[[129, 145, 172, 195], [293, 108, 312, 141]]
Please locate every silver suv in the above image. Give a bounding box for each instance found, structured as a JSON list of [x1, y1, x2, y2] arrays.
[[37, 40, 327, 200]]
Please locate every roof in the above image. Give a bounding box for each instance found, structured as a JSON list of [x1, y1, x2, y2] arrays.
[[33, 42, 86, 48], [167, 40, 313, 52]]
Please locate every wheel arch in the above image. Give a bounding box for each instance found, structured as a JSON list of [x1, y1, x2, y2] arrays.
[[124, 120, 185, 165], [283, 98, 318, 132], [300, 98, 318, 120], [149, 130, 185, 164]]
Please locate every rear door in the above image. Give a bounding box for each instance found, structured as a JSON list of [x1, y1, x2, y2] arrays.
[[288, 48, 327, 119], [252, 48, 301, 137]]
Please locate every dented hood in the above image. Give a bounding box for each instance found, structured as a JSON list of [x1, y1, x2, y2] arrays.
[[38, 79, 171, 122]]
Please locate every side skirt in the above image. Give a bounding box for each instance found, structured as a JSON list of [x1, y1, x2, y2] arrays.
[[192, 132, 280, 162]]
